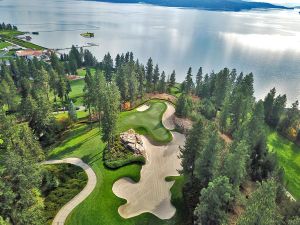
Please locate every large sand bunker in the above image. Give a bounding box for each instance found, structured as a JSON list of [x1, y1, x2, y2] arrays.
[[112, 103, 185, 219]]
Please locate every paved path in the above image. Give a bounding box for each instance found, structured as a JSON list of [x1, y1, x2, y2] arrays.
[[42, 158, 97, 225], [112, 102, 186, 219]]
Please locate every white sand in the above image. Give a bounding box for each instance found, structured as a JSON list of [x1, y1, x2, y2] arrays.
[[136, 104, 150, 112], [112, 103, 186, 219]]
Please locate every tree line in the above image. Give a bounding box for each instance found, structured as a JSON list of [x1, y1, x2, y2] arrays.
[[176, 67, 300, 225], [0, 23, 18, 31]]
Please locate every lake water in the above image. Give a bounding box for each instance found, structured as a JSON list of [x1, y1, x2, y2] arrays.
[[1, 0, 300, 104]]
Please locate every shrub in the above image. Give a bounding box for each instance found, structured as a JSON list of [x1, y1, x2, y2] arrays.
[[103, 136, 146, 169]]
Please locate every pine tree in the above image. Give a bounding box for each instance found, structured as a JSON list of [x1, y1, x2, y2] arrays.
[[0, 112, 45, 225], [264, 87, 276, 123], [152, 64, 160, 91], [159, 71, 166, 93], [102, 53, 114, 81], [238, 179, 282, 225], [195, 67, 203, 97], [68, 100, 77, 122], [222, 140, 249, 188], [169, 70, 176, 88], [146, 58, 153, 92], [194, 176, 234, 225], [194, 132, 222, 188], [184, 67, 194, 94], [102, 81, 121, 147]]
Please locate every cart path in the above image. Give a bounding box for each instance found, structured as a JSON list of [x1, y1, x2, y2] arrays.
[[42, 158, 97, 225]]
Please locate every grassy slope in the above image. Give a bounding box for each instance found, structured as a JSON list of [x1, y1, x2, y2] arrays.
[[0, 41, 11, 49], [267, 130, 300, 200], [0, 30, 44, 50], [48, 101, 181, 225], [77, 67, 96, 77], [54, 110, 89, 121]]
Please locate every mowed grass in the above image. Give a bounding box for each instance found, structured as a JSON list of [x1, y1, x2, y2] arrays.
[[48, 101, 181, 225], [119, 101, 172, 143], [69, 79, 85, 99], [267, 130, 300, 200], [54, 110, 89, 121], [0, 41, 11, 49], [0, 30, 44, 50], [77, 67, 96, 77]]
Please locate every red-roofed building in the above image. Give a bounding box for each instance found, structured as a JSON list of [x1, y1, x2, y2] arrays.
[[16, 49, 44, 59]]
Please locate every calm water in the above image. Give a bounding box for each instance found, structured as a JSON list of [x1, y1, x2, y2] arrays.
[[1, 0, 300, 104]]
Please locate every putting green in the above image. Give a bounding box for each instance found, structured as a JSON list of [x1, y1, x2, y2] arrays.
[[118, 101, 172, 143]]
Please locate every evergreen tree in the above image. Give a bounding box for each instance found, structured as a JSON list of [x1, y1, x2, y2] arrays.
[[238, 179, 282, 225], [83, 68, 95, 121], [184, 67, 194, 94], [195, 67, 203, 97], [0, 112, 45, 225], [175, 94, 192, 118], [102, 81, 121, 147], [145, 58, 153, 92], [68, 100, 77, 122], [264, 87, 276, 123], [102, 53, 114, 81], [152, 64, 160, 91], [169, 70, 176, 88], [194, 176, 234, 225], [222, 140, 249, 188], [194, 132, 222, 188], [180, 119, 207, 225], [158, 71, 166, 93], [128, 70, 138, 103]]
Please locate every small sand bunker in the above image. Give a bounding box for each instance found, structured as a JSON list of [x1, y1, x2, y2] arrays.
[[112, 103, 186, 219], [136, 104, 150, 112]]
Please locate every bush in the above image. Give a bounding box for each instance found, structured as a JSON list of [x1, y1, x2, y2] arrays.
[[42, 164, 88, 224], [103, 136, 146, 169]]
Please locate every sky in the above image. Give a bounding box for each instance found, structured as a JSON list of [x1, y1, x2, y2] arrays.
[[248, 0, 300, 6]]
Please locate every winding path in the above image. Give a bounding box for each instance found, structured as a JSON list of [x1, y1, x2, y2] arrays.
[[42, 158, 97, 225], [112, 103, 186, 219]]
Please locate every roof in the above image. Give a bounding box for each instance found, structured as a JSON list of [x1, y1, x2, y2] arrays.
[[16, 49, 44, 57]]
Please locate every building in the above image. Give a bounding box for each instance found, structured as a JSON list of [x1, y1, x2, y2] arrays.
[[15, 49, 50, 61]]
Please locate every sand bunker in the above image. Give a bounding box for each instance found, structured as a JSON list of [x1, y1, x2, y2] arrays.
[[112, 103, 186, 219], [136, 104, 150, 112]]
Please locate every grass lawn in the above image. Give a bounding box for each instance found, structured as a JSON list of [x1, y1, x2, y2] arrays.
[[69, 79, 85, 99], [48, 101, 182, 225], [0, 41, 11, 49], [0, 30, 44, 50], [77, 67, 96, 77], [267, 130, 300, 200], [54, 110, 89, 121]]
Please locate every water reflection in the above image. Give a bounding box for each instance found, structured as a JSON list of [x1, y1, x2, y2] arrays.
[[0, 0, 299, 104]]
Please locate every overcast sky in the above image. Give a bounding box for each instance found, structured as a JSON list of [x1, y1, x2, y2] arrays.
[[248, 0, 300, 6]]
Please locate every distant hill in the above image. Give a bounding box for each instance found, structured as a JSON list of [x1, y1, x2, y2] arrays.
[[89, 0, 288, 11]]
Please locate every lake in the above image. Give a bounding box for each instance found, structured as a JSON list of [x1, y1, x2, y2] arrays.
[[1, 0, 299, 104]]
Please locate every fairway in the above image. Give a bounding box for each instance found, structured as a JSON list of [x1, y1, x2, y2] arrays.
[[48, 101, 182, 225], [0, 41, 10, 49], [267, 131, 300, 200]]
